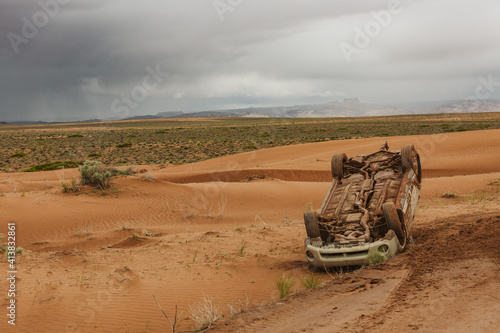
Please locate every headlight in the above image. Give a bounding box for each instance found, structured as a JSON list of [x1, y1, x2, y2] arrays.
[[306, 251, 314, 260], [378, 244, 389, 253]]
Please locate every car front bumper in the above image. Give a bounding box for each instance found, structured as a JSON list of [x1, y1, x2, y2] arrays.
[[304, 231, 402, 268]]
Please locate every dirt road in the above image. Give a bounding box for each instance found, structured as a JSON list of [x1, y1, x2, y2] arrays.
[[208, 213, 500, 332]]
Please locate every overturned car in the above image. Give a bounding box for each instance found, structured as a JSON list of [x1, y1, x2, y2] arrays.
[[304, 143, 422, 268]]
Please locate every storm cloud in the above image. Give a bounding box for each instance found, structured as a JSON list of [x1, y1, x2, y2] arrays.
[[1, 0, 499, 121]]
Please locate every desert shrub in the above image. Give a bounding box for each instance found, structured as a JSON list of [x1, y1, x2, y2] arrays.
[[87, 153, 102, 158], [119, 167, 135, 175], [24, 161, 82, 172], [67, 134, 84, 138], [10, 152, 25, 158], [276, 274, 294, 298], [0, 244, 22, 257], [116, 142, 132, 148], [489, 178, 500, 186], [142, 229, 157, 237], [61, 179, 80, 193], [242, 145, 257, 151], [108, 166, 135, 176], [79, 160, 112, 189]]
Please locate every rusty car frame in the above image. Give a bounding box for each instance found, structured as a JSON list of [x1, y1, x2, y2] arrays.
[[304, 143, 422, 268]]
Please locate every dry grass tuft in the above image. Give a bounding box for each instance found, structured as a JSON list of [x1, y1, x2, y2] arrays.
[[139, 171, 157, 182], [73, 225, 94, 237], [227, 295, 250, 317], [301, 273, 323, 289], [189, 294, 222, 330], [276, 274, 294, 298]]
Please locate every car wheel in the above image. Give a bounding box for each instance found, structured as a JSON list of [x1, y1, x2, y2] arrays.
[[331, 153, 347, 179], [401, 145, 414, 171], [382, 202, 406, 247], [401, 145, 422, 182], [304, 211, 320, 239]]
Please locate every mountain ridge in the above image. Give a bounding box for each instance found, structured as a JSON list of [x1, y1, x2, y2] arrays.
[[5, 99, 500, 124]]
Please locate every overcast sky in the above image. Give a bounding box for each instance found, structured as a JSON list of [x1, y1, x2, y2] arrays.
[[1, 0, 500, 121]]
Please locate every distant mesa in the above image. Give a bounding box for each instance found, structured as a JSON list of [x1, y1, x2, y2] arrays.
[[133, 98, 500, 119], [431, 99, 500, 114], [5, 98, 500, 124], [156, 111, 185, 118], [121, 111, 185, 121], [122, 115, 160, 120], [343, 97, 360, 104], [9, 119, 101, 125]]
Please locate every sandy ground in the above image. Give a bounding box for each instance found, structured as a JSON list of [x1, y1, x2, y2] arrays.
[[1, 129, 499, 332]]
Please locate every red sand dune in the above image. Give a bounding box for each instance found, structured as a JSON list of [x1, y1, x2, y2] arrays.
[[1, 129, 499, 332]]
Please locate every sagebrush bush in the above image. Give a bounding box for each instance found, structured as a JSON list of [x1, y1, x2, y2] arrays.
[[116, 142, 132, 148], [79, 160, 112, 189], [24, 161, 81, 172]]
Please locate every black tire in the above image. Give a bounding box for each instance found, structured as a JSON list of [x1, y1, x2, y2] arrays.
[[382, 202, 406, 247], [331, 153, 347, 179], [401, 145, 422, 182], [304, 211, 320, 239], [415, 153, 422, 183], [401, 145, 414, 172]]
